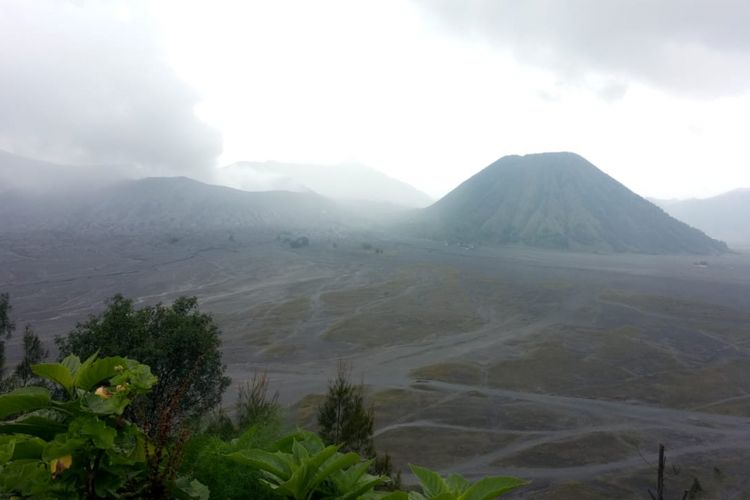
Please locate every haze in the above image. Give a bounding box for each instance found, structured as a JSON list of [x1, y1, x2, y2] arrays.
[[5, 3, 750, 498], [1, 0, 750, 199]]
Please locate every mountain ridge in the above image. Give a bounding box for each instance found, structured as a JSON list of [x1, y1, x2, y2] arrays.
[[654, 189, 750, 245], [220, 160, 433, 208]]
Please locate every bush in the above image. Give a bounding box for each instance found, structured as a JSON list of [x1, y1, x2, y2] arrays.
[[181, 414, 283, 500], [0, 353, 208, 499], [223, 430, 527, 500], [227, 430, 389, 499]]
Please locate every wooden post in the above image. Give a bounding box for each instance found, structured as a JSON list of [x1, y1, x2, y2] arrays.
[[649, 444, 666, 500]]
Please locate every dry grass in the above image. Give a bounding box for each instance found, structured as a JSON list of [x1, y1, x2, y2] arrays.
[[238, 296, 311, 345], [412, 362, 484, 386], [375, 426, 518, 470], [323, 267, 484, 346], [493, 431, 641, 468]]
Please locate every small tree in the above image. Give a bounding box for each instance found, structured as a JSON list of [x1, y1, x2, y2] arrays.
[[12, 325, 49, 386], [236, 372, 281, 430], [0, 293, 16, 378], [55, 295, 231, 436], [317, 361, 375, 458]]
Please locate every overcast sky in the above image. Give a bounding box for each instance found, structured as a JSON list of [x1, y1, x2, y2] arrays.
[[2, 0, 750, 199]]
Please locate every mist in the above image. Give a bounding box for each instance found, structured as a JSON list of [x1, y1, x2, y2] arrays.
[[2, 3, 750, 498], [0, 1, 221, 184]]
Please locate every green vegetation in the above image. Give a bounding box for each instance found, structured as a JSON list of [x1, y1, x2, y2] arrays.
[[0, 353, 206, 499], [228, 430, 387, 500], [56, 295, 231, 437], [0, 291, 527, 498], [180, 421, 282, 500], [0, 293, 15, 381], [409, 464, 527, 500], [0, 294, 49, 391], [13, 326, 49, 388], [318, 362, 375, 458]]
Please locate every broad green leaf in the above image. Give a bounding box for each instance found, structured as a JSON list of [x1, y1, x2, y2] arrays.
[[306, 444, 339, 471], [227, 449, 291, 479], [272, 430, 322, 453], [75, 356, 128, 391], [43, 434, 87, 461], [410, 464, 449, 498], [285, 445, 339, 499], [111, 362, 157, 392], [108, 423, 146, 463], [9, 436, 45, 460], [332, 460, 371, 490], [370, 492, 409, 500], [292, 438, 311, 463], [173, 476, 210, 500], [0, 387, 51, 420], [283, 460, 313, 499], [70, 416, 116, 449], [94, 467, 128, 498], [446, 473, 471, 494], [61, 354, 82, 376], [311, 450, 359, 492], [80, 392, 129, 416], [460, 476, 528, 500], [0, 414, 67, 441], [0, 437, 14, 463], [31, 363, 74, 392], [338, 474, 386, 500], [0, 459, 51, 496]]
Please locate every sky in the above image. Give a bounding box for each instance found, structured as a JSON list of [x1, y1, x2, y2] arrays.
[[1, 0, 750, 200]]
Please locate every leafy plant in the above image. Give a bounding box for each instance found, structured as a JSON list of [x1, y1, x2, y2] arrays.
[[0, 353, 207, 499], [180, 419, 283, 500], [407, 464, 527, 500], [227, 430, 389, 500]]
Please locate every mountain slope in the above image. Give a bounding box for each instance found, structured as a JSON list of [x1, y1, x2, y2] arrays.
[[0, 149, 126, 195], [220, 161, 433, 208], [420, 152, 728, 254], [654, 189, 750, 245], [2, 176, 342, 234]]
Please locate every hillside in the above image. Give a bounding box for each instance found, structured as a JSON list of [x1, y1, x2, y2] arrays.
[[654, 189, 750, 245], [419, 152, 728, 254], [1, 176, 343, 235], [220, 161, 433, 208]]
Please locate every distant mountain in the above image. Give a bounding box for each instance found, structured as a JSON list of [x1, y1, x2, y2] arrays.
[[219, 161, 433, 208], [0, 149, 126, 195], [418, 152, 728, 254], [1, 176, 343, 235], [653, 189, 750, 245]]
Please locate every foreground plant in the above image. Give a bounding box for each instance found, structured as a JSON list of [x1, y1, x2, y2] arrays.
[[226, 430, 527, 500], [408, 464, 527, 500], [227, 430, 391, 500], [0, 353, 207, 499]]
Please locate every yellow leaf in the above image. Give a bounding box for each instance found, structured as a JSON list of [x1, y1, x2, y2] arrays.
[[50, 455, 73, 477]]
